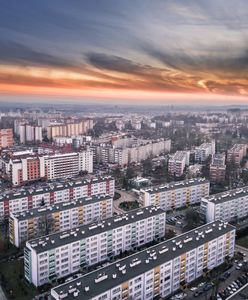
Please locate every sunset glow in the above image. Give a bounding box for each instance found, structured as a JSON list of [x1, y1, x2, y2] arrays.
[[1, 0, 248, 104]]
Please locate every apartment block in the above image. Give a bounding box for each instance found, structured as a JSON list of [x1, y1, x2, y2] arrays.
[[0, 128, 13, 148], [47, 119, 93, 140], [19, 124, 42, 144], [44, 151, 93, 180], [51, 221, 235, 300], [0, 176, 114, 220], [10, 194, 113, 247], [195, 140, 215, 163], [0, 150, 93, 186], [93, 138, 171, 166], [201, 186, 248, 223], [140, 178, 209, 211], [227, 144, 247, 165], [209, 153, 226, 184], [168, 151, 190, 177], [24, 206, 166, 286]]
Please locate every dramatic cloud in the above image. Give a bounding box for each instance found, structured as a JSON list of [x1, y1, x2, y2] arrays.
[[0, 0, 248, 103]]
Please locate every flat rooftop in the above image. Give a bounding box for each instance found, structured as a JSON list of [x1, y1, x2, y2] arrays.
[[11, 194, 112, 221], [0, 176, 114, 202], [51, 220, 235, 300], [169, 151, 188, 162], [203, 186, 248, 205], [26, 206, 165, 254], [141, 178, 209, 195]]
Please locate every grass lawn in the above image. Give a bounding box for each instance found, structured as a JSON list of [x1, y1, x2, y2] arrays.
[[0, 259, 37, 300]]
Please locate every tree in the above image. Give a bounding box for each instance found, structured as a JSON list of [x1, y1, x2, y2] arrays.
[[37, 214, 55, 236], [226, 156, 239, 188], [183, 208, 201, 231], [142, 158, 153, 177]]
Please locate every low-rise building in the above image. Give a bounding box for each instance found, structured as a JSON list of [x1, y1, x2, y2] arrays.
[[140, 178, 209, 211], [0, 176, 114, 220], [10, 194, 113, 247], [24, 206, 166, 286], [201, 186, 248, 223], [209, 153, 226, 184], [51, 220, 235, 300], [195, 141, 215, 163], [168, 151, 190, 177], [227, 144, 247, 165]]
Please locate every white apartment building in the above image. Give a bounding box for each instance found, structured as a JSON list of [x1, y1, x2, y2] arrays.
[[24, 206, 166, 286], [0, 176, 114, 220], [94, 138, 171, 166], [201, 186, 248, 223], [51, 220, 235, 300], [19, 124, 42, 143], [44, 151, 93, 179], [0, 150, 93, 186], [168, 151, 190, 177], [10, 194, 113, 247], [195, 140, 215, 163], [140, 178, 209, 211]]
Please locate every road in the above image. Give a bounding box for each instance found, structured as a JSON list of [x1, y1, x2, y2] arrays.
[[113, 189, 138, 214], [0, 285, 7, 300]]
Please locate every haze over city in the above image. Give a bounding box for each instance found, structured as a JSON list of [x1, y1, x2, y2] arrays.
[[2, 2, 248, 300]]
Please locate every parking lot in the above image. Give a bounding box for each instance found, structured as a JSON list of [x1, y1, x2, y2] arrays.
[[169, 248, 248, 300]]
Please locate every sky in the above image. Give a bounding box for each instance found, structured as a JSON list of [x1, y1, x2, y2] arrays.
[[0, 0, 248, 105]]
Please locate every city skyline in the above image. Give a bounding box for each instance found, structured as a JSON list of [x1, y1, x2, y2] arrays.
[[1, 0, 248, 104]]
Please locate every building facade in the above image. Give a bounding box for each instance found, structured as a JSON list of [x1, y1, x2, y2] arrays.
[[227, 144, 247, 165], [24, 206, 166, 286], [47, 119, 93, 140], [10, 194, 113, 247], [0, 150, 93, 186], [209, 153, 226, 184], [195, 141, 215, 163], [168, 151, 190, 177], [140, 178, 209, 211], [0, 176, 114, 220], [51, 221, 235, 300], [93, 138, 171, 166], [19, 124, 42, 144], [201, 186, 248, 223], [44, 151, 93, 180], [0, 128, 13, 148]]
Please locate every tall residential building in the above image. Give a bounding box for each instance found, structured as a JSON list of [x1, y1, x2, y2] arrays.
[[209, 153, 226, 184], [44, 151, 93, 180], [227, 144, 247, 165], [0, 128, 13, 149], [195, 140, 215, 163], [10, 194, 113, 247], [51, 221, 235, 300], [24, 206, 166, 286], [201, 186, 248, 223], [140, 178, 209, 211], [0, 150, 93, 186], [47, 119, 93, 140], [93, 138, 171, 166], [168, 151, 190, 177], [0, 176, 114, 220], [19, 124, 42, 144]]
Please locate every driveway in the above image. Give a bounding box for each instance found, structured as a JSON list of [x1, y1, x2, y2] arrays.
[[113, 189, 138, 214]]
